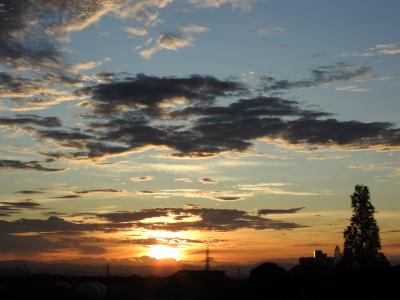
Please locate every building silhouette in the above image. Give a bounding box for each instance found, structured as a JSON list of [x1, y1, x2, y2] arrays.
[[299, 249, 334, 266], [334, 245, 342, 265]]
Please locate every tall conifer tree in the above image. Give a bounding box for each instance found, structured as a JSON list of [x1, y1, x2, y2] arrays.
[[343, 185, 386, 268]]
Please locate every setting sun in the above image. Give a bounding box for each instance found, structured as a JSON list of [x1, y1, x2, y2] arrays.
[[148, 245, 181, 260]]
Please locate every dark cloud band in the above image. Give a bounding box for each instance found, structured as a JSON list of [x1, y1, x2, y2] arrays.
[[4, 71, 399, 161], [0, 159, 64, 172]]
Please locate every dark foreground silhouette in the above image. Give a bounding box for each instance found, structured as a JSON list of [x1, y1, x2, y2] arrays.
[[1, 263, 399, 300]]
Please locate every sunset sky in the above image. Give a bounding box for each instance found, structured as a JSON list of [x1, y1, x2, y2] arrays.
[[0, 0, 399, 267]]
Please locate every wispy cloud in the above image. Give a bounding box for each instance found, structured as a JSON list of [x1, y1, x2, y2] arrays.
[[258, 207, 305, 215], [250, 26, 286, 36], [190, 0, 253, 10], [263, 63, 374, 91], [68, 60, 104, 73], [130, 176, 154, 182], [179, 24, 210, 34], [146, 163, 209, 174], [335, 85, 371, 93], [341, 43, 400, 57], [75, 188, 123, 194], [0, 115, 61, 128], [139, 24, 209, 59], [136, 188, 249, 201], [174, 178, 193, 183], [124, 26, 149, 37], [15, 189, 46, 194], [238, 183, 319, 196], [199, 177, 218, 184], [0, 159, 64, 172], [347, 162, 399, 174], [140, 33, 192, 59], [50, 194, 82, 199]]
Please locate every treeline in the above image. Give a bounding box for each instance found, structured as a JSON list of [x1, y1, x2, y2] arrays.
[[1, 263, 400, 300], [245, 262, 399, 300]]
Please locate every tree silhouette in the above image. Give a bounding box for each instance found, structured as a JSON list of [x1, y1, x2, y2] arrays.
[[343, 185, 387, 268], [248, 262, 287, 299]]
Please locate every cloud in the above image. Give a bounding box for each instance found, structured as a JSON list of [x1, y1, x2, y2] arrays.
[[78, 73, 245, 116], [335, 85, 371, 93], [0, 205, 304, 256], [179, 24, 210, 34], [0, 72, 49, 99], [0, 233, 105, 255], [0, 114, 61, 128], [0, 0, 173, 69], [175, 178, 193, 183], [238, 183, 319, 196], [0, 72, 79, 111], [36, 129, 92, 142], [124, 26, 148, 37], [0, 0, 275, 150], [199, 177, 218, 184], [15, 189, 45, 194], [146, 207, 305, 231], [214, 196, 242, 201], [0, 234, 65, 255], [140, 33, 192, 59], [50, 195, 82, 199], [75, 188, 123, 194], [250, 27, 285, 36], [68, 60, 103, 73], [139, 24, 209, 59], [146, 163, 208, 174], [0, 207, 18, 217], [263, 64, 373, 91], [312, 51, 328, 58], [170, 96, 329, 119], [139, 46, 159, 60], [157, 34, 192, 50], [189, 0, 253, 10], [130, 176, 154, 182], [0, 0, 253, 70], [0, 200, 42, 209], [34, 72, 400, 160], [258, 207, 306, 215], [98, 208, 170, 223], [0, 0, 254, 112], [0, 0, 62, 69], [122, 236, 215, 247], [278, 118, 398, 148], [0, 216, 102, 234], [97, 207, 305, 231], [346, 162, 397, 173], [136, 188, 249, 201], [0, 200, 43, 216], [0, 159, 64, 172], [342, 43, 400, 57]]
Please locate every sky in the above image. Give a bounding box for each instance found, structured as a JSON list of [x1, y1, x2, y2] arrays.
[[0, 0, 399, 267]]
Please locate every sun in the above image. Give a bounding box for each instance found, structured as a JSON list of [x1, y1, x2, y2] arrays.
[[148, 245, 181, 260]]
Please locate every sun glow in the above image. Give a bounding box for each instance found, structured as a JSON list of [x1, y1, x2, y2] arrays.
[[148, 245, 181, 260]]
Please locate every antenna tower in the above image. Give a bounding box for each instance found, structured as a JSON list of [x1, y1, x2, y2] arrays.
[[205, 245, 210, 271]]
